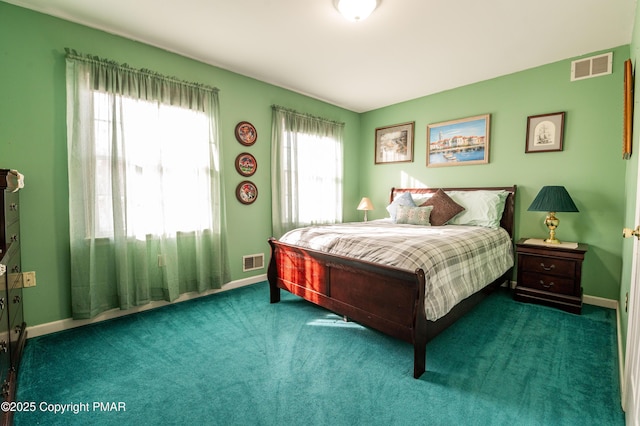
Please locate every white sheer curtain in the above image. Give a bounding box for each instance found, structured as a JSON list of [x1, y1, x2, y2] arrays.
[[66, 49, 229, 319], [271, 106, 344, 237]]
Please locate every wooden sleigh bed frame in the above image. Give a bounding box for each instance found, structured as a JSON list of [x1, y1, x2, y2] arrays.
[[267, 186, 517, 378]]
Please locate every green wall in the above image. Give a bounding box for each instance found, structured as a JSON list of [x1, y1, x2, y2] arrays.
[[0, 3, 360, 326], [0, 2, 633, 329], [359, 46, 629, 302]]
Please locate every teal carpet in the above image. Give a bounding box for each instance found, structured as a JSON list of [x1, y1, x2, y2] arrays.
[[14, 282, 623, 425]]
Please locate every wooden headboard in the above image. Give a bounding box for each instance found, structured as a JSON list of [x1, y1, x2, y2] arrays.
[[389, 186, 517, 239]]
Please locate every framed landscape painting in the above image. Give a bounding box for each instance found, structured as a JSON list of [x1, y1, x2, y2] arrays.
[[427, 114, 490, 167], [374, 122, 415, 164]]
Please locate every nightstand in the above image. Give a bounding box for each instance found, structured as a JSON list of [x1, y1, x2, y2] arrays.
[[514, 238, 588, 314]]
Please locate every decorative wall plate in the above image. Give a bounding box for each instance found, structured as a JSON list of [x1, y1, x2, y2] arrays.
[[235, 121, 257, 146], [235, 152, 257, 177], [236, 181, 258, 204]]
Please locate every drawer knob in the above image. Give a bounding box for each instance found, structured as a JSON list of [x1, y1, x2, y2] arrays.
[[540, 263, 555, 271], [0, 341, 6, 353], [9, 234, 17, 243], [0, 298, 4, 310], [539, 280, 555, 288], [13, 295, 20, 304], [9, 203, 17, 211]]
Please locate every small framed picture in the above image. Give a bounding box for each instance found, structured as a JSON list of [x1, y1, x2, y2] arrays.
[[235, 152, 257, 177], [374, 122, 414, 164], [235, 121, 257, 146], [236, 181, 258, 204], [525, 112, 565, 153]]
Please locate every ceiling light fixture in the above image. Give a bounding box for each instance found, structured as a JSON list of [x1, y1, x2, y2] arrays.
[[334, 0, 381, 22]]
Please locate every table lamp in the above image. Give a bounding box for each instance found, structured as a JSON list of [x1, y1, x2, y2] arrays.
[[357, 197, 374, 222], [527, 186, 579, 244]]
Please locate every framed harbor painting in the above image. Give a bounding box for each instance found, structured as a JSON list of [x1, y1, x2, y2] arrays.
[[374, 122, 415, 164], [525, 112, 565, 153], [426, 114, 490, 167]]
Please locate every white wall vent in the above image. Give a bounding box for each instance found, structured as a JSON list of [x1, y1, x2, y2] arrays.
[[243, 253, 264, 272], [571, 52, 613, 81]]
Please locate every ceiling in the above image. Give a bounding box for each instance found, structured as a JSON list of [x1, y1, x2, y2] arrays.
[[6, 0, 638, 112]]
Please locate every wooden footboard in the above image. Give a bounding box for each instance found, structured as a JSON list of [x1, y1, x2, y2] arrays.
[[267, 238, 429, 378]]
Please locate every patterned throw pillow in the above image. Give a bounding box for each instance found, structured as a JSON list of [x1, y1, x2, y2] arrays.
[[395, 205, 434, 226], [419, 189, 465, 226]]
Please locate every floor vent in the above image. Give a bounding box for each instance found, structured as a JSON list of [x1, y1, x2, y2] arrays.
[[243, 253, 264, 272], [571, 52, 612, 81]]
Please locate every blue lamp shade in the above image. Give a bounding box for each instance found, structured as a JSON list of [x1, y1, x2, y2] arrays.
[[527, 186, 579, 213]]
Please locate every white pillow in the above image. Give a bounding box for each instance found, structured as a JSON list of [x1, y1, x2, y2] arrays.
[[411, 194, 432, 206], [445, 190, 508, 228], [386, 192, 416, 222]]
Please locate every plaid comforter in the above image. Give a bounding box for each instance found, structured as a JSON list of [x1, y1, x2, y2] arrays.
[[279, 221, 514, 321]]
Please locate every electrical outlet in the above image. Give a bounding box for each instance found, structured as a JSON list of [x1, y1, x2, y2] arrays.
[[23, 271, 36, 287]]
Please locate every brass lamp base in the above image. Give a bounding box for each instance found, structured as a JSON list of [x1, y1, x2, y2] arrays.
[[544, 212, 561, 244]]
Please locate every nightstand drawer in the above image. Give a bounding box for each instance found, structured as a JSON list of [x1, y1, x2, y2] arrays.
[[520, 271, 576, 295], [520, 255, 576, 278]]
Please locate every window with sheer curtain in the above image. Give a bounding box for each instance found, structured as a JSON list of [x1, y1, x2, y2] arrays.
[[66, 49, 229, 319], [271, 106, 344, 237], [91, 92, 213, 239]]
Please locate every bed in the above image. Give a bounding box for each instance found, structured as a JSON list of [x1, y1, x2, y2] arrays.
[[267, 186, 516, 378]]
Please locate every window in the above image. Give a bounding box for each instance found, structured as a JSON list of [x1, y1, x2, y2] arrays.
[[66, 49, 228, 319], [271, 106, 344, 237], [280, 131, 342, 223], [92, 92, 215, 239]]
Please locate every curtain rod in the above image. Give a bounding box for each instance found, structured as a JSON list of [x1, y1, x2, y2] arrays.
[[65, 48, 219, 93], [272, 105, 345, 127]]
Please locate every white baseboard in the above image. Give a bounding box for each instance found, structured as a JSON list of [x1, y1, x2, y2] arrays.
[[616, 302, 626, 410], [26, 277, 623, 340], [583, 294, 619, 310], [26, 274, 267, 339]]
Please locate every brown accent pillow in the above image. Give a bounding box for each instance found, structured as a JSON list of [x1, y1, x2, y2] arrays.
[[419, 189, 465, 226]]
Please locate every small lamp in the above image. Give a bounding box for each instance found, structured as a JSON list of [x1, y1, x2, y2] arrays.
[[527, 186, 579, 244], [357, 197, 374, 222]]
